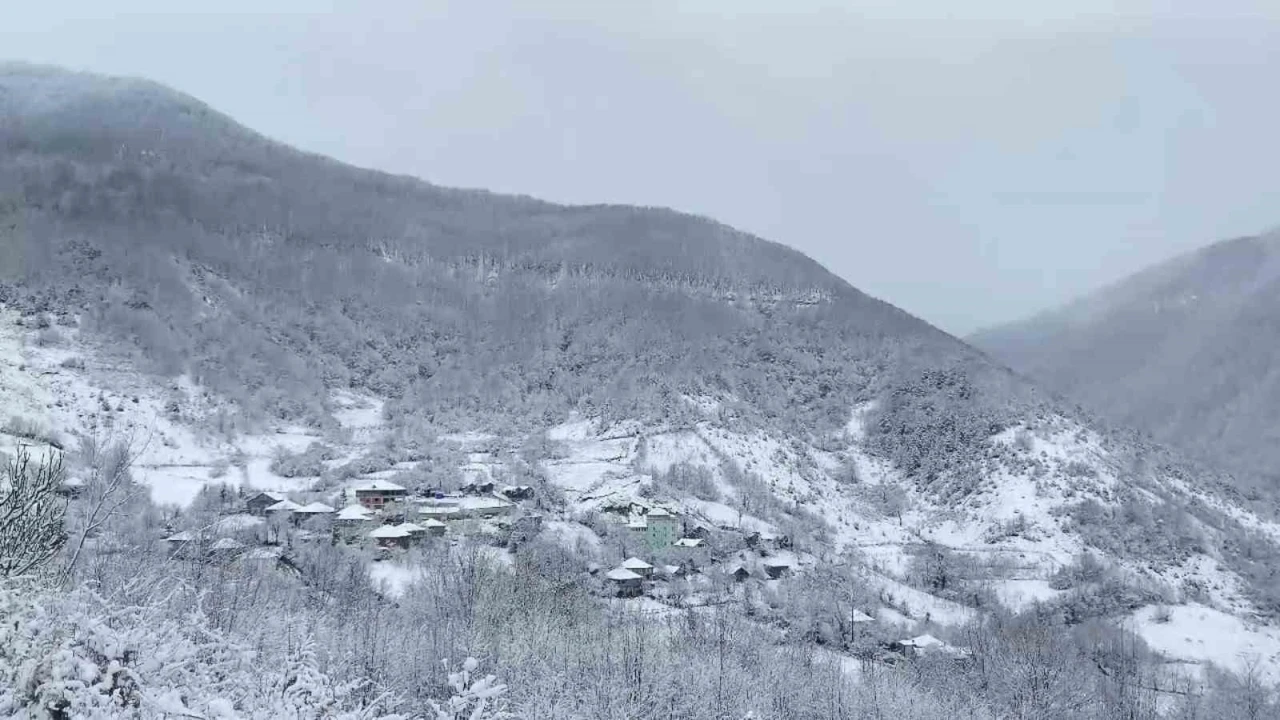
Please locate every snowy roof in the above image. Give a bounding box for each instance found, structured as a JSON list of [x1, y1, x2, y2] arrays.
[[647, 507, 674, 518], [662, 565, 681, 575], [296, 502, 335, 514], [622, 557, 653, 570], [457, 496, 513, 510], [369, 525, 411, 539], [762, 557, 792, 568], [901, 634, 946, 649], [354, 479, 406, 492], [397, 522, 425, 533], [214, 514, 264, 532], [674, 538, 704, 548], [336, 505, 373, 521], [420, 518, 447, 528], [250, 491, 286, 502], [626, 516, 648, 529], [851, 609, 875, 624], [243, 547, 282, 561], [420, 506, 461, 517], [265, 499, 303, 513], [211, 538, 244, 551], [165, 531, 196, 542], [606, 568, 643, 581]]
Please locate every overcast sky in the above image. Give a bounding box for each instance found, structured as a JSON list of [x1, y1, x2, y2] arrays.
[[5, 1, 1280, 334]]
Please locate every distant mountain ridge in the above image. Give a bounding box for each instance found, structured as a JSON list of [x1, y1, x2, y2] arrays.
[[971, 230, 1280, 487]]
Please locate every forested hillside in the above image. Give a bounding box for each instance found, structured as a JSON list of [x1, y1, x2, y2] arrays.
[[0, 62, 1011, 445], [971, 231, 1280, 488]]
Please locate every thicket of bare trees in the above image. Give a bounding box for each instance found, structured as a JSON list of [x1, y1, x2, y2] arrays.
[[0, 444, 66, 578]]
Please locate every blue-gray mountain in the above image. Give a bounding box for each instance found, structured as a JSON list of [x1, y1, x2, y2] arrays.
[[971, 231, 1280, 490]]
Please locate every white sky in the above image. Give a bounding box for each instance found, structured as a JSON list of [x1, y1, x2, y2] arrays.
[[5, 1, 1279, 334]]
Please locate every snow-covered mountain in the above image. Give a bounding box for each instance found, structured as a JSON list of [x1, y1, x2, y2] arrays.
[[971, 231, 1280, 487], [3, 64, 1280, 717]]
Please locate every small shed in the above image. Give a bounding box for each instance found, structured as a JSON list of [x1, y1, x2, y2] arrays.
[[606, 567, 644, 597], [762, 558, 793, 579], [210, 537, 244, 555], [621, 557, 654, 578], [729, 565, 751, 583], [420, 518, 447, 537], [501, 485, 535, 501]]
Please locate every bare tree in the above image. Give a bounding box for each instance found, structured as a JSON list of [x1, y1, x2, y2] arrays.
[[0, 443, 67, 577], [61, 427, 145, 581]]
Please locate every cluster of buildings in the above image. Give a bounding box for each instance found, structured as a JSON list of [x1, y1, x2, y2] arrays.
[[166, 477, 534, 555]]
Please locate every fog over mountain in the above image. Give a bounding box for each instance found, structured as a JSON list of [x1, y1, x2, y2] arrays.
[[4, 64, 1280, 719], [972, 230, 1280, 488]]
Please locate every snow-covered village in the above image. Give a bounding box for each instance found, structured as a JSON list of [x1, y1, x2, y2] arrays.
[[6, 52, 1280, 719]]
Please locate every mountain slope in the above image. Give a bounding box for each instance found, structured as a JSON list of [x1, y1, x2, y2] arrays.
[[971, 231, 1280, 486], [0, 62, 1031, 460]]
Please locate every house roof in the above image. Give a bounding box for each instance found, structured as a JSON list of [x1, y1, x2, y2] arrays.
[[265, 499, 303, 513], [901, 634, 946, 649], [249, 491, 286, 502], [420, 518, 447, 528], [369, 525, 411, 539], [353, 479, 406, 492], [647, 507, 674, 518], [296, 502, 335, 514], [622, 557, 653, 570], [397, 522, 425, 533], [336, 504, 373, 521], [674, 538, 704, 548], [851, 609, 875, 624], [420, 506, 461, 517], [164, 531, 196, 542], [457, 496, 513, 510], [762, 558, 792, 568], [607, 568, 643, 581]]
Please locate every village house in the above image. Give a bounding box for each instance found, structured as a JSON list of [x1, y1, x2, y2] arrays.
[[606, 567, 644, 597], [644, 508, 680, 550], [462, 478, 497, 495], [500, 485, 534, 501], [295, 502, 335, 519], [762, 558, 792, 579], [621, 557, 654, 578], [419, 505, 462, 522], [335, 504, 373, 524], [353, 479, 408, 510], [245, 491, 286, 515], [210, 537, 245, 557], [163, 530, 198, 556], [729, 564, 751, 583], [368, 524, 411, 550], [397, 522, 428, 542], [420, 518, 447, 537]]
